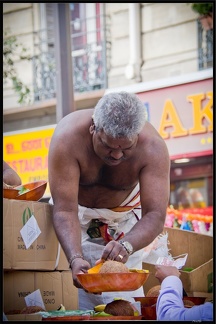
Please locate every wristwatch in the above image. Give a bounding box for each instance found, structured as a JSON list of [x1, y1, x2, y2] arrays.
[[119, 240, 133, 255]]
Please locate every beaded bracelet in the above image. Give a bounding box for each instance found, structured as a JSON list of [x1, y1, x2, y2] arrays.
[[68, 253, 84, 269]]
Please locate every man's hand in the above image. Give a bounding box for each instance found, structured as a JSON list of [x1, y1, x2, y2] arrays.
[[3, 182, 16, 189], [70, 258, 90, 288], [71, 258, 102, 295], [155, 265, 181, 284], [97, 240, 130, 264]]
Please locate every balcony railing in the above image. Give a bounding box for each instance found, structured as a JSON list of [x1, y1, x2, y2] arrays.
[[32, 14, 111, 101], [72, 42, 108, 93], [198, 20, 213, 70]]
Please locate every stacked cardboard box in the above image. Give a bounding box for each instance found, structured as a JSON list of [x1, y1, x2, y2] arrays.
[[3, 270, 78, 313], [142, 226, 213, 298], [4, 198, 213, 314], [3, 198, 78, 314]]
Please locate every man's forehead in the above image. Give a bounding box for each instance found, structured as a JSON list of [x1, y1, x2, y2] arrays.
[[99, 131, 137, 148]]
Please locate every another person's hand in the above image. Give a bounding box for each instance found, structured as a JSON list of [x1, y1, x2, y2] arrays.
[[155, 265, 181, 284], [3, 182, 14, 189], [3, 161, 22, 187], [3, 181, 18, 189]]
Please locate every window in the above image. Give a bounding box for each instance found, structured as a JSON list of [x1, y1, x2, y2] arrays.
[[70, 3, 109, 92], [198, 20, 213, 70], [33, 3, 110, 101]]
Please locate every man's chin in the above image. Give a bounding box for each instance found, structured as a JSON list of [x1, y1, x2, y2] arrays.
[[104, 159, 122, 166]]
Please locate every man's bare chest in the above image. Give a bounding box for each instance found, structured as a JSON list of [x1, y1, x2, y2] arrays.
[[79, 164, 138, 190]]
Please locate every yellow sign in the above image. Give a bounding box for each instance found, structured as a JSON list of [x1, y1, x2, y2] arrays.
[[3, 126, 56, 197]]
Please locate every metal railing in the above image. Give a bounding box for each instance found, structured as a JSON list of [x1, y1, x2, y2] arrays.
[[32, 15, 213, 102], [198, 20, 213, 70], [32, 14, 111, 101]]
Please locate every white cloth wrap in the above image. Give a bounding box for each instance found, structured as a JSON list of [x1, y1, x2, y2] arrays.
[[50, 184, 146, 310], [78, 184, 146, 309]]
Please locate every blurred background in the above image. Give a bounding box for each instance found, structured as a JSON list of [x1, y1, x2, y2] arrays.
[[3, 3, 213, 210]]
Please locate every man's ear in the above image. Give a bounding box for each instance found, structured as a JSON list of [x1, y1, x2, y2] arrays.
[[89, 124, 95, 134]]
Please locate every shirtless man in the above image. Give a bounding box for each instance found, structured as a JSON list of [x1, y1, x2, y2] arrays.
[[48, 91, 170, 309]]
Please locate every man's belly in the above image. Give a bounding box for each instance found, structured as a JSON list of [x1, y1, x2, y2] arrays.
[[78, 184, 137, 209]]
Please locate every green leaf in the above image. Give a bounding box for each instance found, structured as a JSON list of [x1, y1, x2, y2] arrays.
[[3, 27, 32, 104], [190, 3, 213, 15]]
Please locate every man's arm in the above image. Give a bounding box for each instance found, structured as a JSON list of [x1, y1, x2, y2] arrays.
[[48, 123, 91, 288], [123, 136, 170, 252], [99, 135, 170, 263]]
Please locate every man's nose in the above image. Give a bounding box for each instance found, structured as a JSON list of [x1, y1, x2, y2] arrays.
[[110, 150, 123, 159]]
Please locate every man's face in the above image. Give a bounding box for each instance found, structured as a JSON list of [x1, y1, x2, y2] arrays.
[[93, 130, 138, 166]]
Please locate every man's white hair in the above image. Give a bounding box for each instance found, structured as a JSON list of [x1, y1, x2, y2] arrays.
[[93, 92, 147, 139]]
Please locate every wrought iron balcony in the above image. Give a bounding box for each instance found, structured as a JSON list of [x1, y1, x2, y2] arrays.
[[32, 14, 111, 101], [198, 20, 213, 70]]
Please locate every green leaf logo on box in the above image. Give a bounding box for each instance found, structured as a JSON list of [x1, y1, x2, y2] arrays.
[[22, 207, 32, 225]]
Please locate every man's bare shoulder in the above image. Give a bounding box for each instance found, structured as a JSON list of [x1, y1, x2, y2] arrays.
[[49, 109, 94, 162], [139, 122, 169, 160], [54, 109, 94, 137]]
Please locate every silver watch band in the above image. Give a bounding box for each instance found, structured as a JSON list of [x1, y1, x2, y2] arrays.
[[119, 240, 133, 255]]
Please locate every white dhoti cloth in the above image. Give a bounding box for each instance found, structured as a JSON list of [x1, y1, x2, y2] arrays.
[[77, 184, 146, 310], [50, 184, 146, 310]]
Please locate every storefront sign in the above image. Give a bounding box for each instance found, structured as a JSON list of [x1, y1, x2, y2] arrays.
[[3, 126, 55, 197], [137, 78, 213, 159]]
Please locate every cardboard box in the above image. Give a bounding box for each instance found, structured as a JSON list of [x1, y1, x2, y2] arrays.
[[56, 246, 70, 271], [3, 270, 63, 313], [180, 259, 213, 293], [3, 198, 60, 270], [142, 227, 213, 295], [3, 270, 78, 314], [61, 271, 78, 310]]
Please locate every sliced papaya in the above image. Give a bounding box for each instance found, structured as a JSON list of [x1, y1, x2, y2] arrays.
[[87, 262, 103, 274]]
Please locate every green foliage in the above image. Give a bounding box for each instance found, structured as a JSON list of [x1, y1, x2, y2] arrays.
[[190, 3, 213, 16], [3, 29, 32, 104]]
